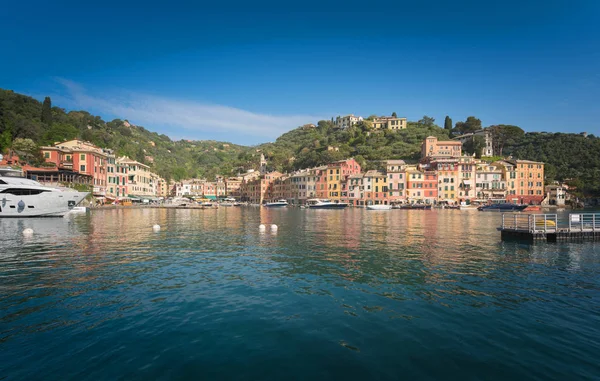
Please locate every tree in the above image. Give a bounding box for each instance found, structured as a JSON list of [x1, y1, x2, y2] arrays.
[[392, 112, 397, 118], [454, 116, 482, 134], [0, 127, 11, 152], [356, 120, 373, 131], [42, 123, 79, 145], [463, 135, 486, 158], [12, 137, 43, 165], [418, 115, 435, 127], [444, 116, 452, 131], [41, 97, 52, 126], [489, 124, 525, 156]]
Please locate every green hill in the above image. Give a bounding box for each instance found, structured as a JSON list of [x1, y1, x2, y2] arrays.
[[0, 89, 254, 181]]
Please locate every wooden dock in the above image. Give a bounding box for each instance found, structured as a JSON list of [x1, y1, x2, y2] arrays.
[[499, 213, 600, 242]]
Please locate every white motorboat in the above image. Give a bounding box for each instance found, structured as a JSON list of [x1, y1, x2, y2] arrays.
[[220, 197, 240, 207], [264, 199, 289, 207], [0, 168, 89, 217], [306, 199, 348, 209], [366, 204, 392, 210]]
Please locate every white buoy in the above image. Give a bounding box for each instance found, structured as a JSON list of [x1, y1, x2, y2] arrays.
[[152, 224, 161, 231], [259, 224, 266, 232], [271, 224, 278, 232], [22, 228, 34, 236]]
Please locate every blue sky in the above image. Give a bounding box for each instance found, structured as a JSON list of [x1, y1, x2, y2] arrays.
[[1, 0, 599, 144]]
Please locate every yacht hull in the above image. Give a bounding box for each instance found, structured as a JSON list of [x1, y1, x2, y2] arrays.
[[366, 205, 392, 210], [307, 204, 348, 209], [0, 191, 88, 217]]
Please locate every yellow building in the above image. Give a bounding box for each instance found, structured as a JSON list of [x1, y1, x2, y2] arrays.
[[372, 116, 407, 130], [117, 156, 154, 197]]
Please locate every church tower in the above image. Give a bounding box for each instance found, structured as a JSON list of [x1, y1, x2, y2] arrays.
[[260, 153, 267, 175]]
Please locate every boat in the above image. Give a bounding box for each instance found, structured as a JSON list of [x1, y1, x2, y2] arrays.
[[220, 197, 240, 207], [393, 204, 432, 210], [459, 205, 479, 211], [366, 204, 392, 210], [264, 199, 288, 207], [0, 168, 89, 217], [478, 203, 528, 212], [306, 199, 348, 209]]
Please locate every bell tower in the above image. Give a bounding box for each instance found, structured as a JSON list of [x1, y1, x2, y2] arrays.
[[260, 153, 267, 175]]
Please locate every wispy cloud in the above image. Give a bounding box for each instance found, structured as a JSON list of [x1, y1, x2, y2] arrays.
[[53, 78, 323, 143]]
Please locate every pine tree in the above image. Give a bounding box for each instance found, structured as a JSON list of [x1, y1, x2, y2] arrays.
[[444, 116, 452, 131], [392, 112, 397, 118], [41, 96, 52, 125]]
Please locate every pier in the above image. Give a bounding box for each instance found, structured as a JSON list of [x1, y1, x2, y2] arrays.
[[499, 213, 600, 242]]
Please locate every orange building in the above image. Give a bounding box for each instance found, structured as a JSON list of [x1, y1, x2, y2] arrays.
[[495, 159, 544, 204], [406, 168, 438, 204], [325, 158, 362, 201], [421, 136, 462, 159]]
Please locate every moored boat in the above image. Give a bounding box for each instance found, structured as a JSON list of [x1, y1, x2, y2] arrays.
[[220, 197, 240, 207], [264, 199, 288, 207], [393, 204, 432, 210], [306, 199, 348, 209], [478, 203, 528, 212], [0, 168, 89, 217], [366, 204, 392, 210]]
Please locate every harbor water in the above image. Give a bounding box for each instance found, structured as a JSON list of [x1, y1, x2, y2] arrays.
[[1, 208, 599, 380]]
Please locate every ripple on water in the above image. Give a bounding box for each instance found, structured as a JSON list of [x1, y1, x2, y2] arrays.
[[0, 208, 600, 380]]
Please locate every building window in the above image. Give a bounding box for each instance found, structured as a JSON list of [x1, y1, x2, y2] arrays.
[[80, 165, 86, 172], [80, 154, 85, 160], [44, 152, 50, 159]]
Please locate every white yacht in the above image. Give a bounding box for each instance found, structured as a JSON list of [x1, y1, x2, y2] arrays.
[[0, 168, 89, 217], [306, 199, 348, 209], [264, 199, 288, 207], [366, 204, 392, 210]]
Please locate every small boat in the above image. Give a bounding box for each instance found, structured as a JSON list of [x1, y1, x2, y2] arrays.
[[394, 204, 432, 210], [459, 205, 479, 211], [478, 203, 528, 212], [306, 199, 348, 209], [366, 204, 392, 210], [264, 199, 288, 207], [220, 197, 240, 207]]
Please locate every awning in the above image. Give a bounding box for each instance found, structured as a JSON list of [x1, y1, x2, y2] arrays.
[[204, 195, 217, 200]]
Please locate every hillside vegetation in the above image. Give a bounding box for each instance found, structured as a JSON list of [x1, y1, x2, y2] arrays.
[[0, 89, 254, 181], [1, 88, 600, 195]]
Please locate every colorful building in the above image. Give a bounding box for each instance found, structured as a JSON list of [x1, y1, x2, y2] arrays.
[[41, 139, 108, 197], [421, 136, 462, 159], [386, 160, 407, 203]]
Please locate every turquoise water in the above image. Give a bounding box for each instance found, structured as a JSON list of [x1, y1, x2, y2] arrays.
[[1, 208, 600, 380]]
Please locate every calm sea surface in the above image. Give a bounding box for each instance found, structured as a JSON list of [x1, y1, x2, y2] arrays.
[[1, 208, 599, 380]]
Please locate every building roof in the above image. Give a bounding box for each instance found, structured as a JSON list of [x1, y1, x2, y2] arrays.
[[512, 159, 545, 164], [116, 156, 151, 169], [364, 170, 386, 177], [386, 159, 406, 165]]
